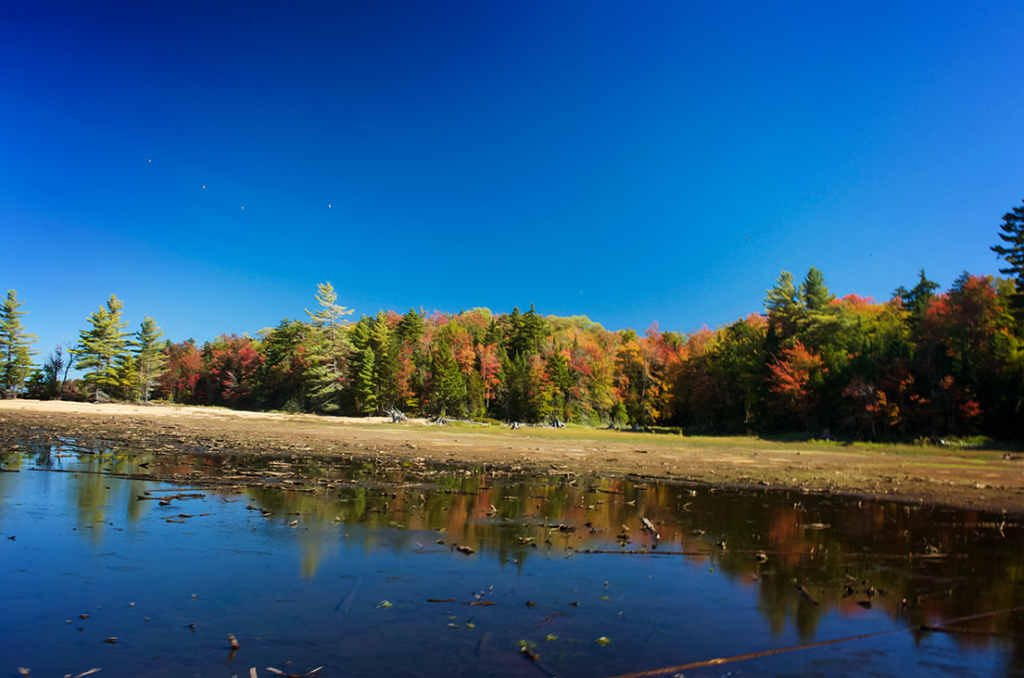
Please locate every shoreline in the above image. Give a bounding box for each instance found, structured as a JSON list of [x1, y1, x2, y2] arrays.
[[1, 399, 1022, 513]]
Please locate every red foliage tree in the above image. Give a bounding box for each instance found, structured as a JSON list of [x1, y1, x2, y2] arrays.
[[767, 341, 825, 430]]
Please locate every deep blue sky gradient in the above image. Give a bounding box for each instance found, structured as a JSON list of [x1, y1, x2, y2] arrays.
[[2, 0, 1022, 363]]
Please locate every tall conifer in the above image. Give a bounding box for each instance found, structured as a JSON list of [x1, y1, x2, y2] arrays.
[[135, 316, 167, 402], [0, 290, 38, 396], [74, 295, 130, 401], [992, 200, 1024, 313]]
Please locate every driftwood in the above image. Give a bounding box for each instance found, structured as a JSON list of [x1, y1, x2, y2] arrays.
[[386, 408, 408, 423], [796, 584, 819, 606], [509, 422, 522, 430], [641, 517, 660, 541]]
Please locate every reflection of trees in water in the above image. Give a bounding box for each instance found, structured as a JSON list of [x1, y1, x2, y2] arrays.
[[72, 457, 107, 546], [14, 436, 1021, 662], [666, 489, 1024, 654], [232, 459, 1022, 656]]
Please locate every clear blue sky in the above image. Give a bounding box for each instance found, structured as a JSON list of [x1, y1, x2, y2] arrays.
[[2, 0, 1022, 363]]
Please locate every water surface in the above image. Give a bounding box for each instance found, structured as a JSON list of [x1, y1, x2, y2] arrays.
[[1, 439, 1021, 677]]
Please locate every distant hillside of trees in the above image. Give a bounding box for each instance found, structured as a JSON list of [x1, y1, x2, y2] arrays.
[[7, 201, 1024, 441]]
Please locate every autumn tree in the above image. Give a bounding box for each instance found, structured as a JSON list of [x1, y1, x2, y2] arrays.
[[74, 295, 130, 401], [615, 334, 663, 427], [202, 334, 264, 407], [915, 273, 1021, 435], [766, 341, 826, 431], [159, 340, 203, 403], [0, 290, 38, 396]]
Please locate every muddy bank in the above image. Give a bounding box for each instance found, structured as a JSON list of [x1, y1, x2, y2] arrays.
[[1, 400, 1021, 512]]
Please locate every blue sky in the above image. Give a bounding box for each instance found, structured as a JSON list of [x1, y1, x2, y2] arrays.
[[2, 0, 1022, 364]]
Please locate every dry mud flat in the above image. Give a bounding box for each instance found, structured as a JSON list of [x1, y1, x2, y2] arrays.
[[1, 399, 1022, 513]]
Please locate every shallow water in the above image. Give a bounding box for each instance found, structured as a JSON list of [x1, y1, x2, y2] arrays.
[[1, 439, 1022, 677]]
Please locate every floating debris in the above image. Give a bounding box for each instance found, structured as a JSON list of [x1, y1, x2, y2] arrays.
[[796, 584, 819, 606]]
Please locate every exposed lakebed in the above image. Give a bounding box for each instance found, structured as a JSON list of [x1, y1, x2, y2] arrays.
[[1, 438, 1022, 678]]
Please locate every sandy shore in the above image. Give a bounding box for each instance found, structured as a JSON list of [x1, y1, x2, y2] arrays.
[[1, 399, 1021, 512]]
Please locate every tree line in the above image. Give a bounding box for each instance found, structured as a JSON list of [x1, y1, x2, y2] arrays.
[[3, 201, 1023, 440]]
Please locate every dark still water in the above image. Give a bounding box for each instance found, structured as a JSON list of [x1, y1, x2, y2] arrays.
[[1, 439, 1021, 678]]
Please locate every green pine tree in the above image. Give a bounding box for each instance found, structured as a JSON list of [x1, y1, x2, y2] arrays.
[[369, 311, 397, 409], [74, 295, 130, 401], [894, 269, 941, 325], [305, 281, 354, 343], [354, 346, 377, 413], [0, 290, 38, 396], [799, 267, 836, 311], [431, 338, 464, 417], [302, 283, 354, 412], [764, 271, 803, 338], [113, 351, 139, 401], [396, 308, 425, 343], [305, 328, 343, 413], [135, 316, 167, 402], [992, 200, 1024, 314]]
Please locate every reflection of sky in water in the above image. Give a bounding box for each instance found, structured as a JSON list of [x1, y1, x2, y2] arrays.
[[0, 447, 1020, 678]]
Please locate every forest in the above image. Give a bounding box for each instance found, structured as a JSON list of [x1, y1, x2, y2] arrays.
[[3, 203, 1024, 441]]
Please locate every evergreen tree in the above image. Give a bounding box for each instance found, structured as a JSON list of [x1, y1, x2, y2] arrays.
[[483, 318, 502, 347], [305, 281, 354, 342], [799, 267, 835, 311], [354, 346, 377, 412], [894, 269, 940, 324], [303, 284, 352, 413], [135, 316, 167, 402], [256, 319, 309, 411], [764, 271, 803, 338], [113, 351, 139, 401], [74, 295, 130, 401], [305, 333, 344, 413], [41, 345, 66, 399], [431, 337, 465, 417], [396, 308, 425, 343], [505, 304, 546, 358], [369, 311, 397, 409], [347, 319, 377, 412], [991, 200, 1024, 314], [0, 290, 38, 396]]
